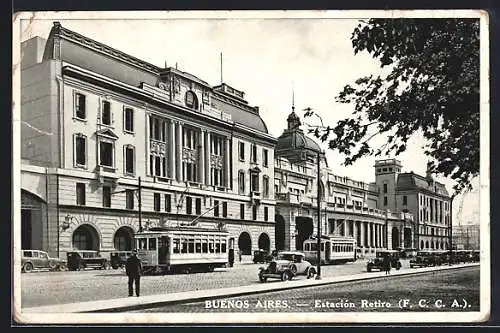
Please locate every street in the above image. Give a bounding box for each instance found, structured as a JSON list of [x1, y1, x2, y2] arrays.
[[22, 259, 405, 308], [133, 266, 479, 313]]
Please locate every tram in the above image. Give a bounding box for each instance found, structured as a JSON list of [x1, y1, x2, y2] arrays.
[[134, 226, 229, 274], [303, 235, 357, 264]]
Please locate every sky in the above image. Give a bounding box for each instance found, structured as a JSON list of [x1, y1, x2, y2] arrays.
[[17, 12, 482, 225]]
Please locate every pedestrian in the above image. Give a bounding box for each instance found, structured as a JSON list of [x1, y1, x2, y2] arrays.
[[228, 248, 234, 268], [383, 253, 391, 275], [239, 251, 242, 262], [126, 249, 142, 297]]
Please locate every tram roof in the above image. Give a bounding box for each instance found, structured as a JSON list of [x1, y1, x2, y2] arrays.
[[136, 226, 229, 234]]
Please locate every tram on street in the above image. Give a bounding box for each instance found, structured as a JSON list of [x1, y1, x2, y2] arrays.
[[134, 226, 229, 274], [302, 235, 357, 264]]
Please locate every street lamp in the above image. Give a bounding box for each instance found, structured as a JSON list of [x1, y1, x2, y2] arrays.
[[315, 150, 322, 280], [112, 176, 143, 232]]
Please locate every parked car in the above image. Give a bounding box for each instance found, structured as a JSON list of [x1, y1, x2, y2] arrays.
[[21, 250, 65, 273], [67, 250, 108, 271], [110, 251, 132, 269], [258, 251, 316, 282], [367, 250, 402, 272], [410, 251, 432, 268], [472, 250, 480, 262], [252, 249, 273, 264]]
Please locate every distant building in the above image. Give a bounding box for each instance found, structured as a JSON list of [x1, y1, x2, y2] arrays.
[[453, 224, 480, 250]]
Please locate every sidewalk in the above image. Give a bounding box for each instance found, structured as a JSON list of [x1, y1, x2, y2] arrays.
[[22, 263, 478, 313]]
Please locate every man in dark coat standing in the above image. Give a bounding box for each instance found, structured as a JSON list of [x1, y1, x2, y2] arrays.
[[126, 250, 142, 297], [383, 253, 391, 275]]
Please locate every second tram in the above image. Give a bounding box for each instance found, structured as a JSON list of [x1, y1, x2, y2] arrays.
[[134, 226, 229, 274], [303, 235, 357, 264]]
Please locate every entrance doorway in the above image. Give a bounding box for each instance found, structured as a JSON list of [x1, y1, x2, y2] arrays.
[[295, 216, 313, 250]]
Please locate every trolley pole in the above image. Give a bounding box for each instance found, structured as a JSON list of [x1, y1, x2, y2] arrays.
[[138, 177, 143, 232], [316, 151, 321, 280]]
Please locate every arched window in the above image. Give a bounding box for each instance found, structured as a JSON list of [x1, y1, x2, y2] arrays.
[[185, 91, 199, 110]]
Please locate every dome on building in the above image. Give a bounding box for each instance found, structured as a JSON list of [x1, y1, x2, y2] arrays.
[[275, 111, 321, 162]]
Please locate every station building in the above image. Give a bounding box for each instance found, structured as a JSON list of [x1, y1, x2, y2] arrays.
[[19, 22, 452, 259]]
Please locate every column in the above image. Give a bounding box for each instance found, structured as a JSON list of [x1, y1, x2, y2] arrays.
[[370, 223, 374, 247], [199, 129, 205, 184], [176, 122, 183, 182], [353, 221, 358, 242], [225, 137, 231, 188], [205, 131, 211, 186], [360, 222, 365, 248], [374, 224, 378, 248], [169, 121, 176, 179], [342, 220, 347, 237]]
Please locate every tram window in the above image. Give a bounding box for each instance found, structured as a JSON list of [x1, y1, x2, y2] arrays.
[[202, 240, 208, 253], [181, 239, 188, 253], [195, 239, 202, 253], [320, 243, 324, 251], [173, 239, 180, 253], [222, 240, 227, 253], [188, 238, 195, 253], [304, 243, 309, 251], [311, 243, 317, 251], [209, 242, 215, 253], [139, 239, 147, 250], [149, 238, 157, 250], [215, 242, 221, 253]]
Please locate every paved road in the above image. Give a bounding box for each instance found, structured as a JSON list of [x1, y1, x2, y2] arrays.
[[21, 259, 412, 308], [134, 266, 480, 313]]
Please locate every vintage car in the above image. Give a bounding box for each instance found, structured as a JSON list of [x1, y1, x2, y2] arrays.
[[110, 251, 133, 269], [21, 250, 65, 273], [67, 250, 108, 271], [366, 250, 402, 272], [472, 250, 480, 262], [252, 249, 273, 264], [258, 251, 316, 282], [409, 251, 432, 268]]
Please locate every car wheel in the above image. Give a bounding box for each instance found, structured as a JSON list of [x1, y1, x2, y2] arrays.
[[259, 274, 267, 283], [281, 271, 292, 281], [290, 265, 298, 276], [207, 265, 215, 272], [307, 267, 316, 279], [23, 262, 33, 273]]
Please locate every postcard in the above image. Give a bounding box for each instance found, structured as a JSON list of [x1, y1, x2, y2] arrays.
[[12, 10, 489, 324]]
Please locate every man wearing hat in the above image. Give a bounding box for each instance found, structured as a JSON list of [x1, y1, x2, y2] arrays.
[[126, 249, 142, 297]]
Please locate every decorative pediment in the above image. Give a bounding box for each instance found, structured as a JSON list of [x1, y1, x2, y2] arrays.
[[250, 166, 262, 173], [96, 128, 118, 140]]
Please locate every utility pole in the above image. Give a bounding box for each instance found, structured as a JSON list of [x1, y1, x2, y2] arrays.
[[316, 151, 321, 280], [138, 177, 143, 232]]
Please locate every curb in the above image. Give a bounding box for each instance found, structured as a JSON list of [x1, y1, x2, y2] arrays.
[[23, 263, 479, 313]]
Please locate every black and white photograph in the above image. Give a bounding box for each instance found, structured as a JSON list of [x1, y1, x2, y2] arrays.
[[12, 10, 489, 324]]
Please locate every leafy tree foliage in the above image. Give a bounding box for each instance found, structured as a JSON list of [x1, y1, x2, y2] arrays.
[[305, 19, 479, 193]]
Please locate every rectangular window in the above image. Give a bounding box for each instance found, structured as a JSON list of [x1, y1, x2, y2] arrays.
[[186, 196, 192, 215], [252, 144, 257, 163], [195, 198, 202, 215], [403, 195, 408, 205], [99, 141, 113, 167], [126, 190, 134, 209], [238, 171, 245, 194], [222, 202, 227, 217], [182, 127, 197, 149], [75, 135, 86, 166], [124, 107, 134, 132], [150, 117, 167, 142], [263, 176, 269, 197], [125, 146, 135, 175], [252, 205, 257, 220], [240, 203, 245, 219], [76, 183, 86, 205], [264, 206, 269, 221], [239, 142, 245, 160], [214, 200, 219, 217], [102, 186, 111, 208], [101, 101, 111, 125], [263, 149, 268, 167], [251, 173, 259, 192], [184, 162, 197, 182], [165, 194, 171, 212], [154, 193, 161, 212], [383, 183, 387, 193], [75, 93, 86, 119], [383, 196, 388, 206]]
